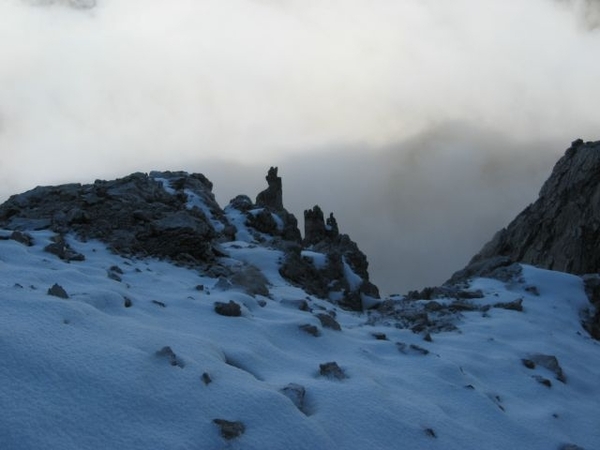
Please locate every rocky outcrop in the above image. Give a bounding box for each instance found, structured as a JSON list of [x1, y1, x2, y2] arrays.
[[0, 167, 381, 311], [229, 167, 302, 243], [457, 139, 600, 276], [280, 205, 380, 311], [0, 171, 228, 265], [256, 166, 284, 211]]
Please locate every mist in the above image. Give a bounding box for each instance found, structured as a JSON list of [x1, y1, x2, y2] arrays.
[[1, 0, 599, 294]]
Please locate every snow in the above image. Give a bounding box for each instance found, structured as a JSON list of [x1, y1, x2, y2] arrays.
[[1, 231, 600, 450], [301, 250, 327, 270]]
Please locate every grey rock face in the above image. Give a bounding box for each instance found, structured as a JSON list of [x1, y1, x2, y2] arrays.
[[0, 172, 225, 265], [460, 140, 600, 276]]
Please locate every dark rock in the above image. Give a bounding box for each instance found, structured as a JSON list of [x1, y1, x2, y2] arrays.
[[299, 324, 320, 337], [493, 298, 523, 311], [530, 354, 567, 383], [152, 300, 166, 308], [559, 444, 585, 450], [155, 346, 184, 368], [372, 332, 388, 341], [396, 342, 429, 355], [522, 359, 536, 369], [281, 299, 310, 311], [525, 285, 540, 296], [315, 313, 342, 331], [319, 361, 347, 380], [581, 274, 600, 339], [255, 166, 283, 211], [228, 194, 254, 212], [281, 383, 306, 412], [123, 296, 132, 308], [47, 283, 69, 299], [201, 372, 212, 385], [213, 419, 245, 440], [0, 171, 225, 266], [448, 301, 479, 312], [454, 140, 600, 279], [424, 428, 437, 438], [195, 284, 205, 291], [44, 235, 85, 262], [532, 375, 552, 388], [214, 300, 242, 317], [9, 231, 33, 246]]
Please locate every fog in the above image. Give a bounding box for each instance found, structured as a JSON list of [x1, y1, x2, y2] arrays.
[[1, 0, 599, 294]]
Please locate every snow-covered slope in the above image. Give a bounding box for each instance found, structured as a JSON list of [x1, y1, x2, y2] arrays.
[[1, 226, 599, 450]]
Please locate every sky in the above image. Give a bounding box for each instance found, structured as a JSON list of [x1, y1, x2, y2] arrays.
[[1, 0, 600, 293]]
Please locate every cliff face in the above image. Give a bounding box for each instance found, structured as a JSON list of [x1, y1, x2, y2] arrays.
[[0, 167, 379, 311], [457, 139, 600, 277]]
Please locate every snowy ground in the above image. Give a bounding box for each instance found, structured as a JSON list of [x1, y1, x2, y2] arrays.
[[1, 229, 599, 450]]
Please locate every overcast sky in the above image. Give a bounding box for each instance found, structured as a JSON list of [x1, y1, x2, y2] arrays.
[[1, 0, 599, 293]]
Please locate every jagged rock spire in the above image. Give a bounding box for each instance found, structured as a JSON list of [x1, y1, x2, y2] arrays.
[[304, 206, 339, 246], [256, 166, 283, 211]]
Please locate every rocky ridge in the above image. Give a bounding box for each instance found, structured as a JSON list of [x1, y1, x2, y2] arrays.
[[0, 167, 379, 311], [446, 139, 600, 339]]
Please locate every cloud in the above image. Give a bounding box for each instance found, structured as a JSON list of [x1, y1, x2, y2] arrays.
[[0, 0, 599, 293]]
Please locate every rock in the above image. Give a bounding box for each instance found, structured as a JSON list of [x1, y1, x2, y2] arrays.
[[123, 296, 132, 308], [319, 361, 347, 380], [47, 283, 69, 299], [44, 235, 85, 262], [493, 298, 523, 312], [532, 375, 552, 388], [424, 428, 437, 438], [201, 372, 212, 385], [152, 300, 166, 308], [299, 324, 320, 337], [397, 342, 429, 355], [9, 231, 33, 246], [256, 166, 283, 211], [581, 274, 600, 339], [281, 383, 306, 412], [530, 354, 567, 383], [315, 313, 342, 331], [372, 332, 388, 341], [455, 140, 600, 277], [214, 300, 242, 317], [280, 299, 310, 311], [213, 419, 245, 440], [522, 359, 536, 369], [0, 172, 224, 266], [155, 346, 184, 368], [559, 444, 585, 450]]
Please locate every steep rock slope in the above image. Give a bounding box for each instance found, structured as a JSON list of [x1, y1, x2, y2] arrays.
[[458, 139, 600, 276], [449, 139, 600, 338]]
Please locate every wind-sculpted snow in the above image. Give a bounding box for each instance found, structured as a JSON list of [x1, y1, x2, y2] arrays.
[[0, 230, 599, 449]]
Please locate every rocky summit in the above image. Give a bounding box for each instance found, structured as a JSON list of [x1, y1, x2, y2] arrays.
[[0, 167, 379, 311]]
